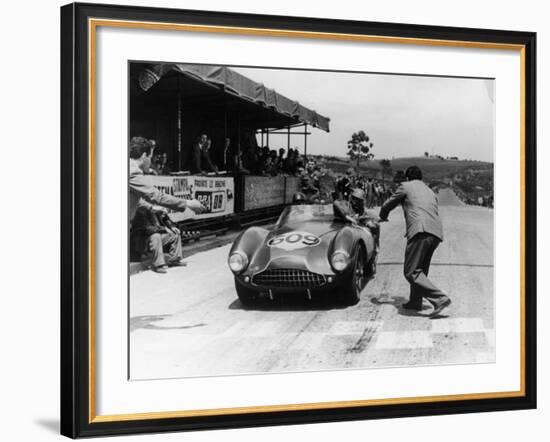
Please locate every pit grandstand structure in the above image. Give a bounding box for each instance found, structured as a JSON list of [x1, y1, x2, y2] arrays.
[[130, 62, 331, 241]]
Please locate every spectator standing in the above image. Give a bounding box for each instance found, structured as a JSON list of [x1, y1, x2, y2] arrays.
[[243, 145, 258, 174], [222, 137, 232, 171], [156, 152, 172, 175], [336, 175, 352, 200], [277, 148, 286, 171], [375, 182, 385, 206], [365, 178, 375, 208], [263, 154, 274, 176], [263, 150, 277, 175], [149, 152, 161, 175], [192, 134, 218, 174], [295, 148, 304, 171], [283, 149, 295, 174]]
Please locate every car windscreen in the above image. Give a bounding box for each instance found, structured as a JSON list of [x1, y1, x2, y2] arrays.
[[276, 204, 335, 227]]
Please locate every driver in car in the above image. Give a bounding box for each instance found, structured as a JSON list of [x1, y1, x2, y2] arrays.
[[334, 188, 367, 221], [334, 188, 380, 255]]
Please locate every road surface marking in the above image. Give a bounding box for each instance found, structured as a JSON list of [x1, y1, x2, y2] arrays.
[[430, 317, 485, 333], [375, 331, 433, 349], [330, 321, 383, 335]]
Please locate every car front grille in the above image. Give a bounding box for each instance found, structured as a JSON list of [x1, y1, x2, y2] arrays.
[[252, 268, 326, 288]]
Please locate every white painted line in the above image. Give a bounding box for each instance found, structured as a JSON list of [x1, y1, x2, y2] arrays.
[[375, 331, 433, 349], [330, 321, 383, 335], [430, 317, 485, 334]]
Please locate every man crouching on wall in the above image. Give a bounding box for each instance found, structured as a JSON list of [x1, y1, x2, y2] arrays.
[[129, 136, 205, 273]]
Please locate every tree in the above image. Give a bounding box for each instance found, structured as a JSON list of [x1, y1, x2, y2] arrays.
[[424, 151, 429, 157], [347, 130, 374, 167], [379, 159, 392, 183]]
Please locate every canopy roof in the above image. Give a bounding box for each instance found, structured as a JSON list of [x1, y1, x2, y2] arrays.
[[136, 63, 330, 132]]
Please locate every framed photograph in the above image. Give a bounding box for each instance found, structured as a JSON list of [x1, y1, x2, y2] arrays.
[[60, 2, 536, 438]]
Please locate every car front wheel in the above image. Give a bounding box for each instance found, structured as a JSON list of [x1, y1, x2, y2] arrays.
[[339, 248, 366, 306]]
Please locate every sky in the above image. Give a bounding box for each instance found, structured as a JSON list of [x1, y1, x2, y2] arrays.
[[234, 66, 495, 162]]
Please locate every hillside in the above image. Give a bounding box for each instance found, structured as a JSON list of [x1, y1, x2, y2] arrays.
[[314, 155, 493, 182]]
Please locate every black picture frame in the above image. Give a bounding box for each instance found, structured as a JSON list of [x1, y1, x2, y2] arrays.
[[61, 2, 537, 438]]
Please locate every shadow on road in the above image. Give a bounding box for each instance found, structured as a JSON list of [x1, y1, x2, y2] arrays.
[[130, 315, 207, 331], [228, 294, 350, 312], [378, 262, 493, 268], [369, 295, 448, 319]]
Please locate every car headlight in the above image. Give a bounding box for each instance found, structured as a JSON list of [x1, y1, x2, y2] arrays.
[[331, 251, 350, 272], [228, 252, 248, 274]]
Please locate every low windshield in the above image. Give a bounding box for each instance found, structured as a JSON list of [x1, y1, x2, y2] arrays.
[[276, 204, 334, 227]]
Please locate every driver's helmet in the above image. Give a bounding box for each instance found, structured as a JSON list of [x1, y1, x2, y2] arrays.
[[350, 188, 366, 213], [292, 192, 307, 205]]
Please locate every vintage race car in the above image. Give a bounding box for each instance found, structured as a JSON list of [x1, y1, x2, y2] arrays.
[[228, 203, 379, 305]]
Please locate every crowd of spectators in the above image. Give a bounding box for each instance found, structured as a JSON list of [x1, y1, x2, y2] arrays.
[[462, 193, 494, 208], [149, 143, 311, 178], [239, 146, 306, 176], [297, 158, 334, 202], [180, 129, 318, 178], [144, 136, 420, 211], [449, 182, 494, 208]]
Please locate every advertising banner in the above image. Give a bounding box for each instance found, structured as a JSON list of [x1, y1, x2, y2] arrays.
[[150, 175, 234, 222]]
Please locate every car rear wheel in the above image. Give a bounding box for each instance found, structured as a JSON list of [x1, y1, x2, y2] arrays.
[[235, 279, 258, 306], [340, 248, 366, 306]]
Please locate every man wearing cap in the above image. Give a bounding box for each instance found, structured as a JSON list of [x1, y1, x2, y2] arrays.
[[379, 165, 451, 317], [334, 188, 366, 221]]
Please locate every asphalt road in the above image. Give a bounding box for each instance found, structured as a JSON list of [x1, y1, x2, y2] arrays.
[[130, 190, 494, 380]]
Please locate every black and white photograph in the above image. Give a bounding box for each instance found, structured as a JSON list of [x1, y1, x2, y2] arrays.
[[128, 62, 495, 380]]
